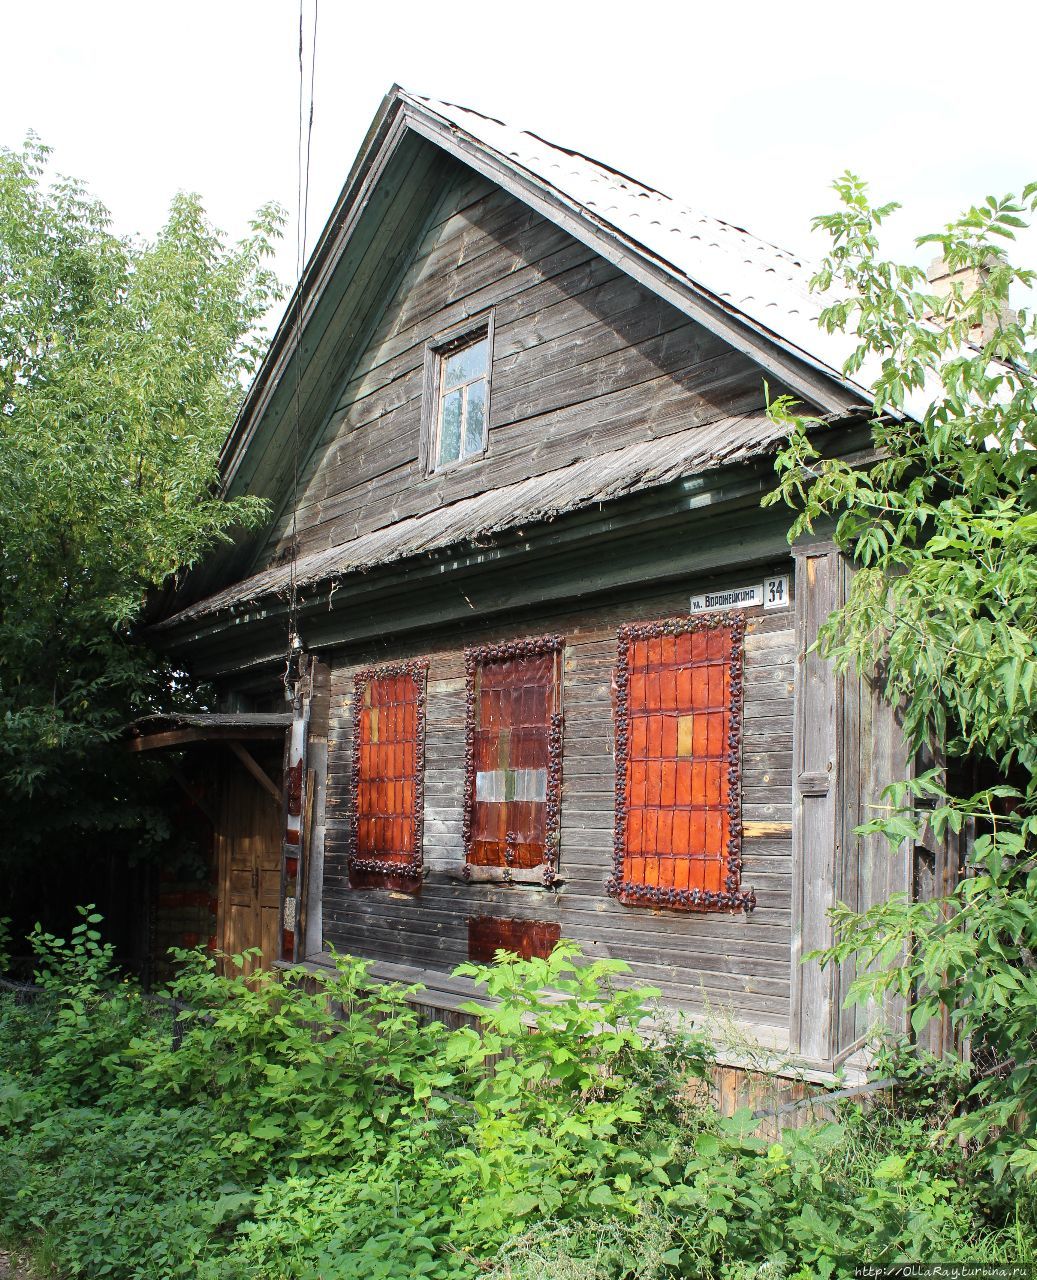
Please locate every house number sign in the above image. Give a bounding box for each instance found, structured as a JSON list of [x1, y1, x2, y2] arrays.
[[690, 575, 789, 614]]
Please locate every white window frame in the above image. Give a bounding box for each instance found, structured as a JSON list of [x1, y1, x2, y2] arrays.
[[420, 311, 494, 475]]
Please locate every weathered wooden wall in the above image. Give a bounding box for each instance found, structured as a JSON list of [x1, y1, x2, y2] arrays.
[[259, 173, 769, 569], [790, 541, 910, 1065], [318, 581, 796, 1035]]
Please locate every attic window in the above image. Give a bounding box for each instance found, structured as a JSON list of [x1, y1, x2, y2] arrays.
[[421, 314, 494, 473]]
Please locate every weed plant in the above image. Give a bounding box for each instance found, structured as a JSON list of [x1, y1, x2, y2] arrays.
[[0, 910, 1030, 1279]]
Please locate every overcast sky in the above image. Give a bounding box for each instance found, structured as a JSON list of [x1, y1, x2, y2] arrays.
[[4, 0, 1036, 320]]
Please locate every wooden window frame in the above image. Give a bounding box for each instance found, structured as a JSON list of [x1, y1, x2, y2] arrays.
[[461, 635, 564, 887], [348, 659, 428, 890], [607, 613, 755, 913], [419, 310, 495, 476]]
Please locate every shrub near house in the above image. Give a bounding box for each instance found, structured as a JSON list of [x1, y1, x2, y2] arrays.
[[0, 915, 1029, 1278]]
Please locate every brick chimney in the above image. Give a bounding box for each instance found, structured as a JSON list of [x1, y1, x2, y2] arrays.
[[926, 254, 1016, 345]]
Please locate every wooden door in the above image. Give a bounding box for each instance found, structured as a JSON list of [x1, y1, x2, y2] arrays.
[[217, 763, 283, 974]]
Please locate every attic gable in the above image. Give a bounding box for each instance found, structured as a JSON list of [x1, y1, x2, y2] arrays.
[[220, 86, 868, 516], [246, 172, 774, 575], [161, 86, 874, 633]]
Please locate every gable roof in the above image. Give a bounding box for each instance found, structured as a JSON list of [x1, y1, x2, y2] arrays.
[[217, 87, 875, 505], [405, 95, 868, 402], [160, 87, 880, 643]]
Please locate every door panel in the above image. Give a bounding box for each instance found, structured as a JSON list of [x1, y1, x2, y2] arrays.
[[217, 761, 283, 974]]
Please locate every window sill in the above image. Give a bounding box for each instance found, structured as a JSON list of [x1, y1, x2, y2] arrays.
[[441, 865, 559, 887]]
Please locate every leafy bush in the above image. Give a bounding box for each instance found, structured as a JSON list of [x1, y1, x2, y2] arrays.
[[0, 918, 1028, 1278], [765, 175, 1037, 1174]]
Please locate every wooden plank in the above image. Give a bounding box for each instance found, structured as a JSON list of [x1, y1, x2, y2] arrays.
[[257, 183, 770, 563], [304, 288, 694, 507], [126, 725, 285, 752], [743, 821, 793, 838], [306, 359, 763, 550], [789, 542, 842, 1064], [316, 581, 796, 1030], [838, 604, 911, 1053]]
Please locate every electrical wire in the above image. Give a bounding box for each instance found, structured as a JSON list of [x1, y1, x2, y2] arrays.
[[285, 0, 319, 693]]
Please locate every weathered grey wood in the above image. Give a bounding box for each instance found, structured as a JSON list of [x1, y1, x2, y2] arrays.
[[149, 94, 925, 1072], [302, 658, 331, 961], [789, 542, 843, 1064], [399, 103, 859, 418], [317, 579, 796, 1028], [251, 174, 772, 567], [836, 628, 912, 1057]]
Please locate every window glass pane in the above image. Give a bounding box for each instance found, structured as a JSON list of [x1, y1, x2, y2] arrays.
[[466, 647, 561, 870], [443, 338, 488, 390], [462, 378, 486, 457], [438, 388, 462, 466]]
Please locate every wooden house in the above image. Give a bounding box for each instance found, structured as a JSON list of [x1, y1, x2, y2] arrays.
[[143, 88, 912, 1074]]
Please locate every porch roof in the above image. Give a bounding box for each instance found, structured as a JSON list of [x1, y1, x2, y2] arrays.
[[125, 711, 291, 753]]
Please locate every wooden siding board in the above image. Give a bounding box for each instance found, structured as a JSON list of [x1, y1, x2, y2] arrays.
[[789, 543, 842, 1063], [839, 613, 911, 1053], [254, 175, 773, 568], [317, 582, 794, 1028], [196, 165, 835, 1036], [342, 241, 610, 409], [305, 288, 699, 516]]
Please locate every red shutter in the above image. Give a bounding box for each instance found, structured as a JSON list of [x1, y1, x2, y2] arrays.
[[349, 661, 427, 890], [608, 616, 753, 912]]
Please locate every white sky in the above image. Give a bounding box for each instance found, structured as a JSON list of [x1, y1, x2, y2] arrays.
[[4, 0, 1037, 322]]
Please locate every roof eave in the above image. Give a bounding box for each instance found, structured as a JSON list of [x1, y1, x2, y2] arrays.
[[218, 86, 412, 494]]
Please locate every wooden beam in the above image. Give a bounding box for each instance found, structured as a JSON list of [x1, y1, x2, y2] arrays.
[[126, 727, 209, 753], [295, 767, 316, 964], [226, 741, 282, 805], [789, 541, 843, 1066], [126, 725, 285, 753]]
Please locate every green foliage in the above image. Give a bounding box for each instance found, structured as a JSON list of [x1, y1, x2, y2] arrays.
[[764, 173, 1037, 1174], [0, 919, 1027, 1278], [0, 136, 283, 860]]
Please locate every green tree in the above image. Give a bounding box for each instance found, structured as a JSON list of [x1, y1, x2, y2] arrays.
[[766, 175, 1037, 1175], [0, 137, 282, 863]]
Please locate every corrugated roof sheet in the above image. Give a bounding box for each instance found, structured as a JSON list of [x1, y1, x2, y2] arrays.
[[157, 413, 784, 629], [409, 94, 869, 401]]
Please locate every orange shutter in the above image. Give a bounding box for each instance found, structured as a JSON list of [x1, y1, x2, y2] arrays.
[[349, 661, 427, 890], [609, 616, 753, 912]]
